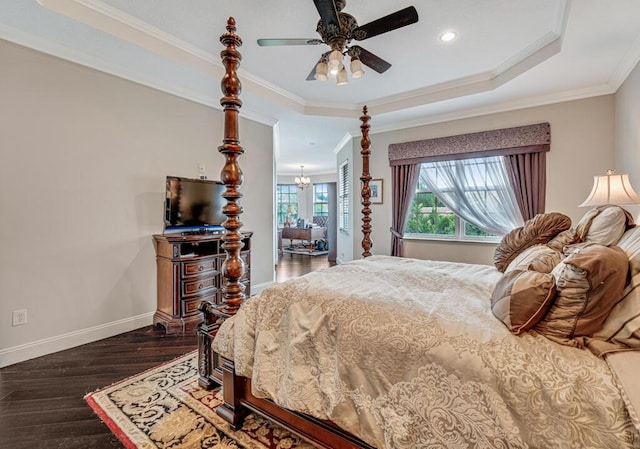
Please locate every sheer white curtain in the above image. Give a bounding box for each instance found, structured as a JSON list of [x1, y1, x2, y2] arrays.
[[419, 156, 524, 235]]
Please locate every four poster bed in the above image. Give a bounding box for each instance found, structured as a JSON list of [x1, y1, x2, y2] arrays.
[[196, 18, 640, 449]]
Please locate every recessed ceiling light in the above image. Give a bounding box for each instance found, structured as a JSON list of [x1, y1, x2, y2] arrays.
[[440, 31, 457, 42]]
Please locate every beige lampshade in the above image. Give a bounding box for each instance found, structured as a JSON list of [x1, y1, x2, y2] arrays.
[[579, 170, 640, 207]]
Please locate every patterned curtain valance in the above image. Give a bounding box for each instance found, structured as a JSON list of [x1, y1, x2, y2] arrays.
[[388, 122, 550, 166]]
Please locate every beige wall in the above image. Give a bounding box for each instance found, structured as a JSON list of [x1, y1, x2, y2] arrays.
[[0, 40, 275, 366], [615, 60, 640, 219], [348, 95, 615, 264]]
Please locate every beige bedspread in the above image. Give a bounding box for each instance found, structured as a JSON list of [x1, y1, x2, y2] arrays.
[[213, 255, 639, 449]]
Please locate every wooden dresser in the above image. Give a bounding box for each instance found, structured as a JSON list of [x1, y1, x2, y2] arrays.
[[152, 232, 252, 334]]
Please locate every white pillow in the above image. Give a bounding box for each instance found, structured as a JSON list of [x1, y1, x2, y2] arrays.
[[576, 206, 629, 246]]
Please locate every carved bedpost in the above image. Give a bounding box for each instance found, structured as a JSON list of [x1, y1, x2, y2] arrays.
[[218, 17, 246, 316], [197, 17, 246, 390], [360, 106, 372, 258]]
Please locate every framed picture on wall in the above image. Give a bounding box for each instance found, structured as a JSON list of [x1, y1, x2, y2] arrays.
[[370, 179, 383, 204]]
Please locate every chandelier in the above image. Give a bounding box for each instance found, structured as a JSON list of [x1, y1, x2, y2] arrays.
[[295, 165, 311, 190]]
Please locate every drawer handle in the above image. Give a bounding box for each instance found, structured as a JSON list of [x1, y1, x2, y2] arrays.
[[198, 266, 204, 272], [198, 283, 203, 290]]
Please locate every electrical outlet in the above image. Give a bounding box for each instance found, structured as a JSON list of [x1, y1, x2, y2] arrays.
[[197, 163, 207, 180], [12, 309, 27, 326]]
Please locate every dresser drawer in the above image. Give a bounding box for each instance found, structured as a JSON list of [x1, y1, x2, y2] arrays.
[[182, 258, 216, 277], [182, 277, 216, 297], [182, 292, 215, 316]]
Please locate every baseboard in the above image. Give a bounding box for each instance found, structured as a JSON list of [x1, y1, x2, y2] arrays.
[[0, 312, 154, 368]]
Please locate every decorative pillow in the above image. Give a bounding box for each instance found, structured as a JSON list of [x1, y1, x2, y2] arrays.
[[506, 244, 563, 274], [491, 269, 557, 335], [588, 226, 640, 355], [494, 213, 571, 272], [547, 228, 577, 252], [575, 205, 634, 246], [534, 243, 629, 347]]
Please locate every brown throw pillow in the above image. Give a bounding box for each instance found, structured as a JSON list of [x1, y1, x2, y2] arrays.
[[535, 243, 629, 347], [491, 270, 557, 335], [494, 213, 571, 272]]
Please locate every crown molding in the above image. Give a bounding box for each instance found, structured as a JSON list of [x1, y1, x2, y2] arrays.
[[36, 0, 580, 120], [11, 0, 639, 131], [363, 83, 615, 137], [0, 23, 277, 127], [37, 0, 307, 115], [332, 132, 356, 154]]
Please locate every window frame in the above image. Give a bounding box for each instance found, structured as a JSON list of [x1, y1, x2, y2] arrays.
[[338, 160, 349, 233], [276, 184, 299, 227], [404, 161, 503, 243], [313, 183, 329, 217]]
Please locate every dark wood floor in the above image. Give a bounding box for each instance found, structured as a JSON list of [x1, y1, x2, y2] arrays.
[[0, 253, 329, 449], [276, 252, 333, 282]]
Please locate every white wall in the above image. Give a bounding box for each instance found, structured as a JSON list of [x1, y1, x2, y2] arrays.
[[0, 40, 275, 367], [614, 60, 640, 220], [347, 95, 615, 264]]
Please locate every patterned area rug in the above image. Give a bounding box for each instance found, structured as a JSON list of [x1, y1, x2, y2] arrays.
[[282, 248, 329, 256], [85, 352, 316, 449]]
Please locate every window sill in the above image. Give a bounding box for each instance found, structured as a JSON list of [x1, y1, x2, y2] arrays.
[[403, 234, 500, 245]]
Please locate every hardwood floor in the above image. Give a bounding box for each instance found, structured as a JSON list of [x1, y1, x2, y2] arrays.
[[276, 252, 334, 283], [0, 254, 329, 449]]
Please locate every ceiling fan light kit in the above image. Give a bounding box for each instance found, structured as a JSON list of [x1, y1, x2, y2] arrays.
[[336, 67, 349, 85], [350, 57, 364, 78], [328, 49, 344, 74], [258, 0, 418, 84], [314, 61, 329, 80]]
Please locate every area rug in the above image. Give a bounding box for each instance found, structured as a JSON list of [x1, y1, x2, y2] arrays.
[[85, 352, 316, 449], [282, 248, 329, 256]]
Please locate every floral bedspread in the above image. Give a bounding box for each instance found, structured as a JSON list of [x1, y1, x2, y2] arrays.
[[213, 255, 639, 449]]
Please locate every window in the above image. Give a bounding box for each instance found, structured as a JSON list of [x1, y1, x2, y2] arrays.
[[338, 160, 349, 232], [405, 157, 517, 241], [276, 184, 298, 226], [313, 183, 329, 217]]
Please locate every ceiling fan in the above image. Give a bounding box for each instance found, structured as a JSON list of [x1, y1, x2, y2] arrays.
[[257, 0, 419, 83]]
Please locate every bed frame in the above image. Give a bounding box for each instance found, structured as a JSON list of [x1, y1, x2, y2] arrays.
[[197, 18, 375, 449]]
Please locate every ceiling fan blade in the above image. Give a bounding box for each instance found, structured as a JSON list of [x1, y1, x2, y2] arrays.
[[313, 0, 340, 31], [258, 38, 322, 46], [353, 6, 418, 40], [352, 46, 391, 73], [306, 65, 317, 81]]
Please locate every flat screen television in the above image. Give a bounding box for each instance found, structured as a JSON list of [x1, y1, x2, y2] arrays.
[[164, 176, 226, 234]]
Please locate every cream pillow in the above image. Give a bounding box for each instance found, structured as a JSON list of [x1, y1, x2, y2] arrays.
[[575, 205, 633, 246]]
